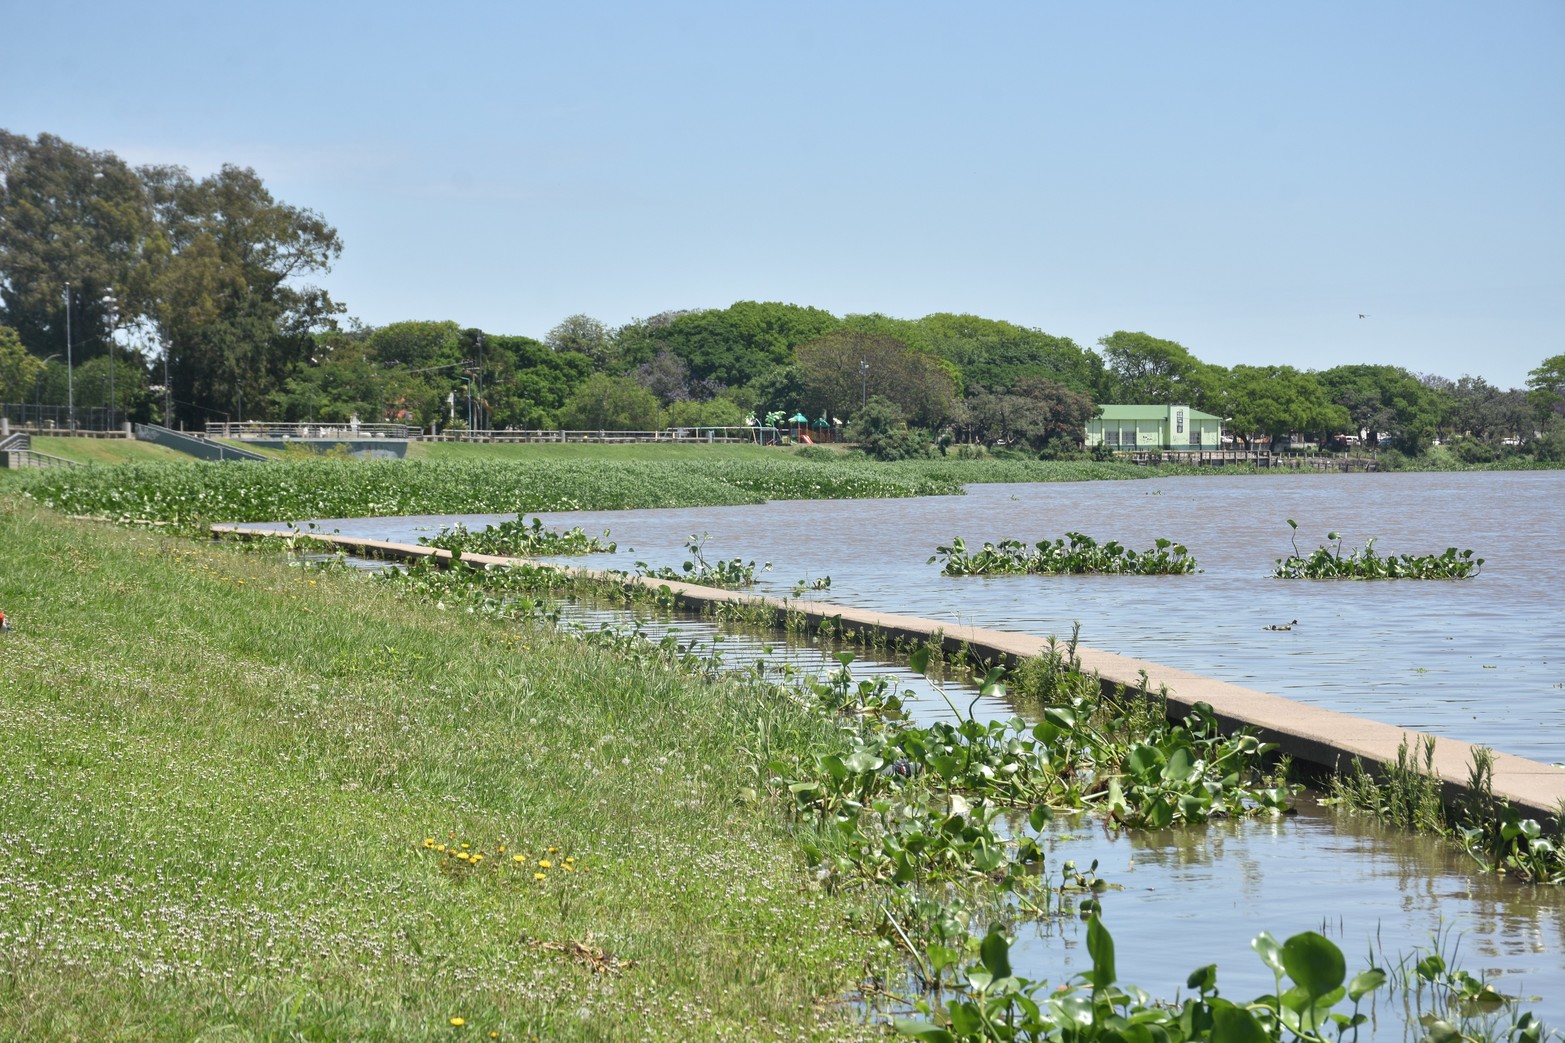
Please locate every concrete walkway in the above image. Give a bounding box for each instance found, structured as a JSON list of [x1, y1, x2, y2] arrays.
[[213, 525, 1565, 821]]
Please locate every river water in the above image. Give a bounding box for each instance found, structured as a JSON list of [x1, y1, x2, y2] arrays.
[[269, 469, 1565, 1026]]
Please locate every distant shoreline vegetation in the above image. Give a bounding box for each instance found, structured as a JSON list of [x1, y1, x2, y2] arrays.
[[6, 455, 1168, 526], [5, 132, 1564, 470], [7, 450, 1562, 531]]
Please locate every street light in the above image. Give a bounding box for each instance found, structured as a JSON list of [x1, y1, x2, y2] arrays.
[[101, 292, 118, 431], [458, 374, 475, 432], [64, 282, 75, 432]]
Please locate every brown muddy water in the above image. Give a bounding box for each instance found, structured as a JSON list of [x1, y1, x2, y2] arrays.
[[271, 469, 1565, 1026]]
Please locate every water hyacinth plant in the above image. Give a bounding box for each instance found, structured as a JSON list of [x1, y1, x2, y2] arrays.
[[635, 533, 771, 589], [9, 456, 969, 527], [1273, 519, 1483, 580], [894, 917, 1393, 1043], [931, 533, 1198, 576], [418, 514, 616, 557]]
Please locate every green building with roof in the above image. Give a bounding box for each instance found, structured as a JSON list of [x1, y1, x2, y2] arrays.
[[1086, 405, 1224, 451]]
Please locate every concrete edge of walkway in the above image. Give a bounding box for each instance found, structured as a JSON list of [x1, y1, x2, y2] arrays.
[[212, 524, 1565, 822]]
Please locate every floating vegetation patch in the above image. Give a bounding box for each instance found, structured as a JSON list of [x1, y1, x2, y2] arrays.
[[635, 533, 771, 589], [930, 533, 1198, 576], [418, 514, 616, 557], [1273, 520, 1483, 580], [11, 456, 966, 526], [895, 917, 1395, 1043]]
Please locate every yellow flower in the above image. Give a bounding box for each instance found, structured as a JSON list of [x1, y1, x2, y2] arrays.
[[450, 1016, 465, 1026], [513, 855, 525, 863], [538, 860, 552, 869], [424, 838, 435, 847], [471, 854, 483, 862], [436, 845, 447, 852], [497, 845, 506, 853], [547, 847, 558, 854], [562, 864, 574, 872], [533, 872, 547, 881], [456, 852, 469, 861], [460, 843, 470, 849]]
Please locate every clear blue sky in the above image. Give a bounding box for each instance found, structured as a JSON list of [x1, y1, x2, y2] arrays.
[[5, 1, 1561, 388]]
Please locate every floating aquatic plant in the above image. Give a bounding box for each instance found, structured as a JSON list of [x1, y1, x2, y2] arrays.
[[930, 533, 1198, 576], [1273, 520, 1483, 580], [419, 514, 616, 556]]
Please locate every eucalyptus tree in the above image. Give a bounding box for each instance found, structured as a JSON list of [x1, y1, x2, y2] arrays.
[[0, 130, 155, 362], [145, 163, 343, 426]]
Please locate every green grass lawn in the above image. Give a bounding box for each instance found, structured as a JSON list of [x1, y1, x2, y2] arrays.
[[0, 500, 884, 1041], [25, 435, 188, 465]]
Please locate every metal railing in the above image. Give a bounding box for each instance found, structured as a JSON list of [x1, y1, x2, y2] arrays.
[[0, 403, 127, 432], [136, 424, 269, 462], [2, 437, 83, 468], [419, 426, 772, 444], [206, 421, 415, 440]]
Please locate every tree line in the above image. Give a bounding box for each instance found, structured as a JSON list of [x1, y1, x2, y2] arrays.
[[3, 129, 1563, 461]]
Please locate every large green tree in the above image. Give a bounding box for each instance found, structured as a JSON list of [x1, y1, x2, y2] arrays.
[[482, 334, 591, 429], [1317, 364, 1438, 453], [556, 373, 664, 431], [545, 313, 614, 370], [618, 301, 841, 389], [1223, 365, 1347, 446], [0, 131, 156, 364], [907, 313, 1102, 396], [146, 162, 342, 426], [962, 377, 1095, 452], [794, 329, 957, 429], [0, 324, 44, 402], [1526, 353, 1565, 422], [1097, 331, 1220, 410]]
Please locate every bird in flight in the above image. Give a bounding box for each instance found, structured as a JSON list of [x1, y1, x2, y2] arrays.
[[1358, 313, 1370, 319]]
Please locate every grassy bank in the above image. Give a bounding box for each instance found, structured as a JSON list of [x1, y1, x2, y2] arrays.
[[25, 435, 187, 465], [0, 501, 885, 1041]]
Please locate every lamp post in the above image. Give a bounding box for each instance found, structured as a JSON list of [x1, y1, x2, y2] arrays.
[[458, 374, 475, 432], [859, 359, 868, 408], [64, 282, 76, 432], [101, 292, 118, 431]]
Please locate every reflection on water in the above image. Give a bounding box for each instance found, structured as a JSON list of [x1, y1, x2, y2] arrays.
[[266, 468, 1565, 1025]]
